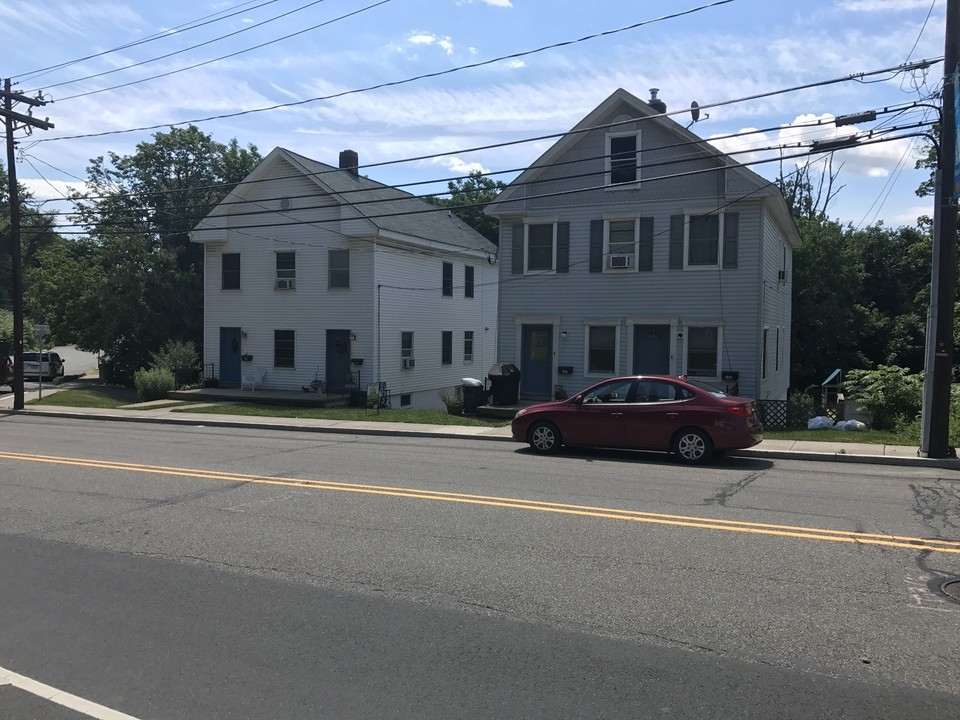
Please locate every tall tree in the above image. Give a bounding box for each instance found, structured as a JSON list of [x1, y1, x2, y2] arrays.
[[426, 170, 506, 245], [28, 127, 260, 377]]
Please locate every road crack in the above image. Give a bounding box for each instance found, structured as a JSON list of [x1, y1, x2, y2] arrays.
[[703, 470, 765, 506]]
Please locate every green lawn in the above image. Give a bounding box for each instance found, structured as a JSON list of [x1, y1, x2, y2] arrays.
[[26, 387, 138, 409], [172, 403, 512, 427]]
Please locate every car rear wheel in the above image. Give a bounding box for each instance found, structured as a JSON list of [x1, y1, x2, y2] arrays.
[[672, 427, 713, 464], [528, 421, 562, 454]]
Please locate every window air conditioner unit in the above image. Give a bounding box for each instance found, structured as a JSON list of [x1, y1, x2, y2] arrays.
[[402, 357, 415, 369], [609, 254, 633, 268], [777, 269, 787, 283], [276, 278, 295, 290]]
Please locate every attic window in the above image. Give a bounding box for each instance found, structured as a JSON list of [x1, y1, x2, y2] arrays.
[[607, 131, 641, 186]]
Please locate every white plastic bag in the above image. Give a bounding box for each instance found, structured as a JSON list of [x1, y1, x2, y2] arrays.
[[807, 416, 835, 430], [834, 419, 866, 431]]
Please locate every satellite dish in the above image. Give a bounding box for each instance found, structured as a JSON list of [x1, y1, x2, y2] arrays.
[[691, 101, 700, 123]]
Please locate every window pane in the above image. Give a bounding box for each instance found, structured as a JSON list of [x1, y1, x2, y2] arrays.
[[610, 135, 637, 184], [274, 330, 295, 368], [442, 262, 453, 296], [329, 249, 350, 288], [441, 331, 452, 365], [464, 266, 474, 298], [588, 326, 616, 374], [687, 326, 718, 377], [464, 330, 474, 361], [527, 224, 554, 271], [222, 253, 240, 289], [609, 220, 635, 255], [401, 331, 413, 358], [688, 215, 719, 265]]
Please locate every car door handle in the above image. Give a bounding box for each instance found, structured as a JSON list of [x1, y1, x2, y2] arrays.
[[610, 412, 623, 417], [666, 413, 679, 418]]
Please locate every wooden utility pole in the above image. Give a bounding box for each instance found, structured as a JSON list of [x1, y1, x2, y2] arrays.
[[920, 2, 959, 458], [1, 79, 53, 410]]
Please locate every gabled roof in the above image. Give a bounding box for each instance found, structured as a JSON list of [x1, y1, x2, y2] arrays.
[[486, 88, 801, 247], [201, 147, 496, 254]]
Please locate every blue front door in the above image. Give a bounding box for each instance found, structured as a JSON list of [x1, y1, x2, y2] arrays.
[[219, 327, 242, 385], [520, 324, 553, 398], [326, 329, 352, 394], [633, 324, 670, 375]]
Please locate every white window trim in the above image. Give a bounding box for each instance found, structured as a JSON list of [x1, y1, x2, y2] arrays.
[[464, 330, 474, 363], [328, 248, 351, 290], [523, 220, 557, 274], [683, 211, 725, 270], [682, 323, 722, 382], [603, 217, 639, 272], [584, 322, 621, 378], [605, 130, 642, 189]]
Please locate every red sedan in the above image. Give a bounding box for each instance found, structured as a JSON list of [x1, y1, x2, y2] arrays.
[[511, 375, 763, 464]]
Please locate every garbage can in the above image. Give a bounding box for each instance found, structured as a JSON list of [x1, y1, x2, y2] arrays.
[[487, 363, 521, 405], [461, 378, 489, 414]]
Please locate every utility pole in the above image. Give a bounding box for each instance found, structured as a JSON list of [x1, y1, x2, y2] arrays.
[[920, 0, 959, 458], [1, 79, 53, 410]]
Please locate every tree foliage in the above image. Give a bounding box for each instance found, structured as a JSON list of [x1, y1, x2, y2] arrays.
[[27, 127, 260, 378], [426, 170, 506, 245]]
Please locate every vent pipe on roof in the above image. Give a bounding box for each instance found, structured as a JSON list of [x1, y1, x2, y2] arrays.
[[339, 149, 359, 177], [648, 88, 666, 114]]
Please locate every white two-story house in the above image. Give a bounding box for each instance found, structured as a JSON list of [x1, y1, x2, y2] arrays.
[[191, 147, 499, 409], [486, 87, 801, 402]]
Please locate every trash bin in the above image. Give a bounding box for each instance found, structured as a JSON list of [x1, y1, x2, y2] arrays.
[[461, 377, 489, 414], [487, 363, 521, 405]]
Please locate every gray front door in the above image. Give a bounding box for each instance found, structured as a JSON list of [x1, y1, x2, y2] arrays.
[[520, 324, 553, 398], [325, 329, 352, 393], [219, 327, 242, 385], [633, 324, 670, 375]]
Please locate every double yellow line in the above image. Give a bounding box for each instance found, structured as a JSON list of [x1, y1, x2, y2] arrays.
[[3, 450, 959, 555]]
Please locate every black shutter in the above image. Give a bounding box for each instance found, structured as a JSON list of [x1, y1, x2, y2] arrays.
[[723, 212, 739, 268], [511, 223, 524, 275], [556, 222, 570, 273], [637, 217, 654, 271], [589, 219, 604, 273], [669, 215, 684, 269]]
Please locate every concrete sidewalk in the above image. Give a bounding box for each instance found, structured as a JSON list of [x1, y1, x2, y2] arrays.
[[3, 385, 958, 470]]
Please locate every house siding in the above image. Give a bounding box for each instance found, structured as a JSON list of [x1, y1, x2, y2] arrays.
[[489, 89, 798, 403], [198, 150, 498, 407]]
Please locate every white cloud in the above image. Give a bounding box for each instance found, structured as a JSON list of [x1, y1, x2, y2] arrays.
[[21, 178, 82, 202], [407, 32, 455, 55], [838, 0, 933, 10], [457, 0, 513, 6], [504, 59, 525, 69]]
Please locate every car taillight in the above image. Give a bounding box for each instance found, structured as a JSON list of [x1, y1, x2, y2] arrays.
[[727, 404, 752, 417]]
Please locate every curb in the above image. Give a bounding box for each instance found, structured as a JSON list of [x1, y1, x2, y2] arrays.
[[9, 408, 960, 470]]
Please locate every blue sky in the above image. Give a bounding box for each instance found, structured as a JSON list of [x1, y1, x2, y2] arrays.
[[0, 0, 947, 230]]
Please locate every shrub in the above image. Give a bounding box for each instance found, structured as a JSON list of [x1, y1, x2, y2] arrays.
[[134, 367, 176, 401], [843, 365, 922, 430]]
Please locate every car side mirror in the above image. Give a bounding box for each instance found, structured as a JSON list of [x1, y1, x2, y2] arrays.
[[572, 395, 584, 405]]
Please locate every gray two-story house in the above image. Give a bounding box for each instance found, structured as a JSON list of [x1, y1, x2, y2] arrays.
[[486, 87, 801, 402]]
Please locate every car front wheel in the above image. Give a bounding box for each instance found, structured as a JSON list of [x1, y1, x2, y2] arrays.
[[672, 428, 713, 464], [528, 421, 562, 454]]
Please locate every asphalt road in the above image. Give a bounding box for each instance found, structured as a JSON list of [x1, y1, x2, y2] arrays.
[[1, 414, 958, 719]]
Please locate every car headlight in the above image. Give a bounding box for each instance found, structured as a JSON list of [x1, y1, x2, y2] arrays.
[[514, 408, 527, 419]]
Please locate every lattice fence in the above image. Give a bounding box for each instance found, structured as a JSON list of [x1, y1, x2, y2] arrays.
[[755, 400, 838, 429]]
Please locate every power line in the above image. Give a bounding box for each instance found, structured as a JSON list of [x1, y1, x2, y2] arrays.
[[33, 0, 741, 143], [44, 130, 933, 239], [27, 98, 932, 212], [48, 0, 386, 101], [14, 0, 281, 83]]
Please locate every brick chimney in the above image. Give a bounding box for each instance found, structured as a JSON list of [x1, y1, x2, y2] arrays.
[[648, 88, 666, 114], [339, 149, 359, 177]]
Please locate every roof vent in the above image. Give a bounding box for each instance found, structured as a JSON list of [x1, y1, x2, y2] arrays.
[[648, 88, 667, 114], [339, 149, 359, 177]]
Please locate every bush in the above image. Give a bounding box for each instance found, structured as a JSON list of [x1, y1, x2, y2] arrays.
[[151, 340, 199, 387], [843, 365, 922, 430], [134, 367, 176, 401]]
